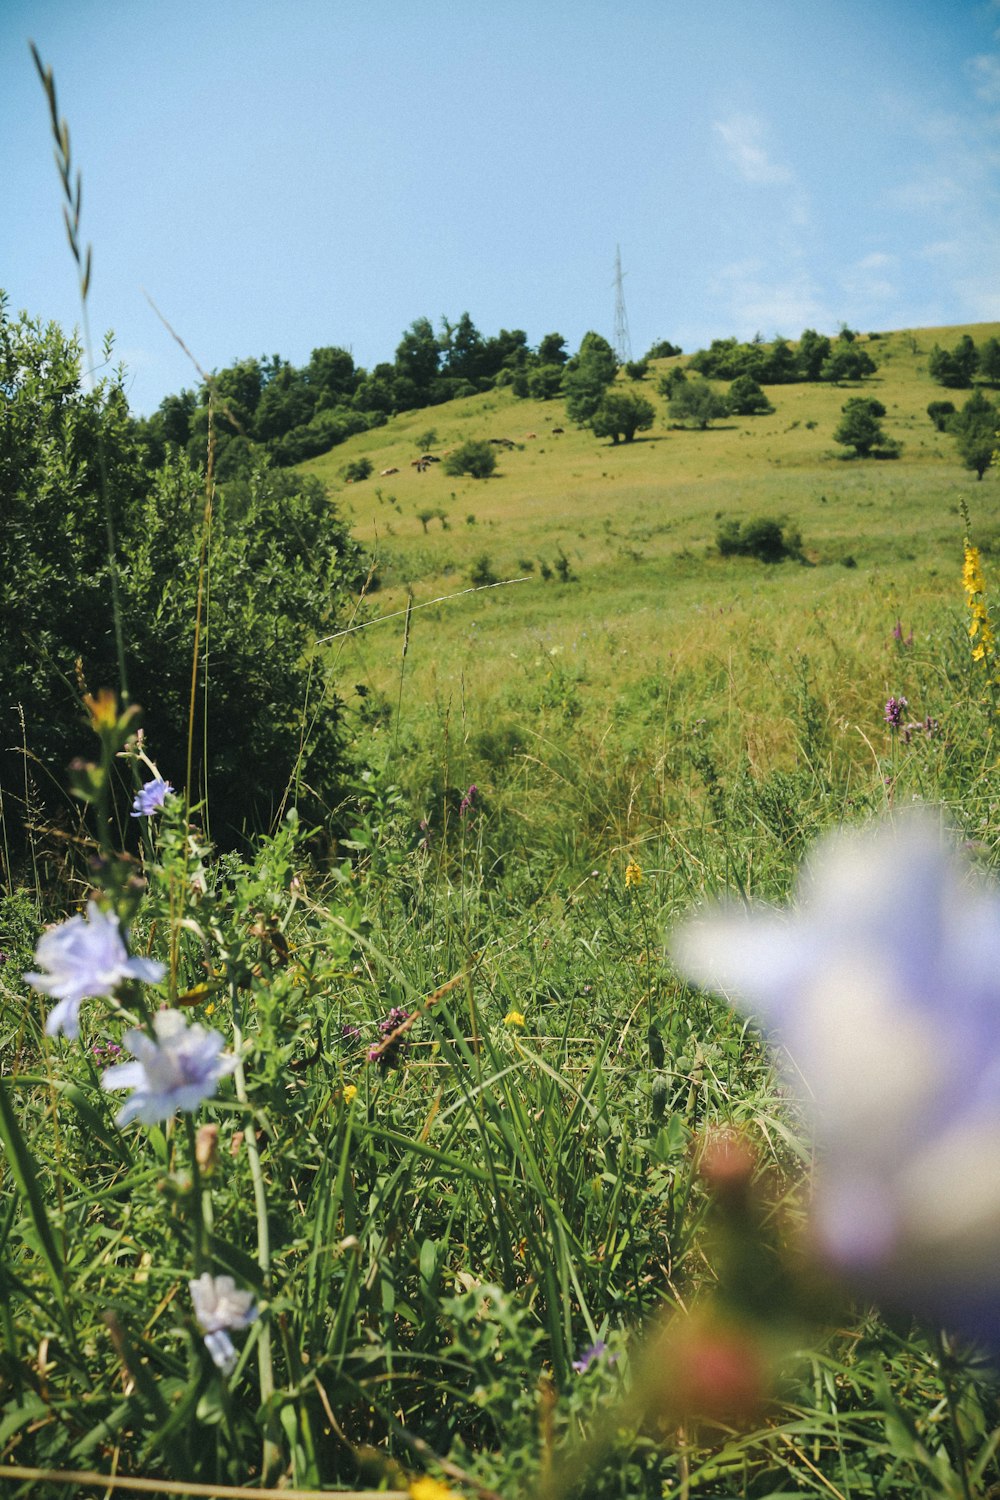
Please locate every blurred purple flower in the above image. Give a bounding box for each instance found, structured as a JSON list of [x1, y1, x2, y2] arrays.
[[101, 1009, 237, 1126], [572, 1339, 616, 1374], [884, 696, 908, 729], [189, 1272, 257, 1375], [25, 902, 165, 1040], [674, 814, 1000, 1345], [379, 1006, 410, 1036], [131, 777, 173, 817]]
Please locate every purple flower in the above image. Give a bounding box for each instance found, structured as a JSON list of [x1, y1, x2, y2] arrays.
[[131, 777, 173, 818], [458, 784, 478, 818], [884, 696, 908, 729], [673, 814, 1000, 1346], [25, 902, 165, 1040], [341, 1022, 362, 1047], [189, 1273, 257, 1375], [101, 1009, 238, 1126], [572, 1339, 616, 1374], [379, 1006, 410, 1036]]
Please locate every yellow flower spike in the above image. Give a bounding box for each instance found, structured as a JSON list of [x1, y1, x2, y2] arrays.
[[410, 1478, 458, 1500], [625, 860, 643, 888], [83, 687, 119, 731], [342, 1084, 358, 1105], [503, 1010, 525, 1029]]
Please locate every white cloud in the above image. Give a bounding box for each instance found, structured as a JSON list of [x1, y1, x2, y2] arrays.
[[840, 252, 898, 306], [713, 114, 794, 186], [710, 259, 832, 338], [968, 51, 1000, 103]]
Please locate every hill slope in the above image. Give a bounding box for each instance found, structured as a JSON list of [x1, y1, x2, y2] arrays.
[[302, 323, 1000, 859]]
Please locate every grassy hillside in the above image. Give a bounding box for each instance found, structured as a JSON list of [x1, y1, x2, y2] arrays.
[[302, 323, 1000, 866]]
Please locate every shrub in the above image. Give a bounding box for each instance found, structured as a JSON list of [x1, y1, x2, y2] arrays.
[[927, 401, 957, 432], [343, 456, 373, 482], [727, 375, 774, 416], [470, 552, 499, 586], [716, 516, 803, 563], [444, 440, 497, 479], [624, 359, 649, 381]]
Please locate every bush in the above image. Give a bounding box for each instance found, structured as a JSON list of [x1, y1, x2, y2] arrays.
[[927, 401, 957, 432], [727, 375, 774, 416], [0, 299, 367, 850], [470, 552, 499, 586], [343, 456, 373, 482], [444, 440, 497, 479], [624, 359, 649, 381], [716, 516, 803, 563]]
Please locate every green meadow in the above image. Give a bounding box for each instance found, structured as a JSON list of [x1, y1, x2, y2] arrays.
[[305, 322, 1000, 870]]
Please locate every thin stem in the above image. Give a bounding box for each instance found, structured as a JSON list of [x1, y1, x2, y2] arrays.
[[229, 976, 280, 1479]]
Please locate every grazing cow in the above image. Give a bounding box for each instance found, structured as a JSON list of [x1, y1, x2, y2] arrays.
[[380, 467, 399, 476], [421, 454, 441, 463], [525, 432, 537, 439], [552, 427, 564, 434]]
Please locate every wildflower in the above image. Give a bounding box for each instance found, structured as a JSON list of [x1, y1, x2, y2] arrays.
[[101, 1009, 238, 1126], [379, 1006, 410, 1035], [409, 1478, 458, 1500], [625, 860, 643, 888], [572, 1339, 616, 1374], [458, 783, 477, 818], [341, 1022, 362, 1047], [892, 619, 914, 647], [883, 696, 908, 729], [130, 777, 173, 817], [342, 1084, 358, 1105], [25, 902, 165, 1040], [963, 543, 996, 666], [504, 1010, 526, 1028], [673, 814, 1000, 1345], [188, 1272, 257, 1375]]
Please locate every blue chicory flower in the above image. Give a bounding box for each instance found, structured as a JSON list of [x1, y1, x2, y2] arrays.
[[188, 1272, 257, 1375], [101, 1009, 238, 1126], [25, 902, 166, 1040], [131, 777, 173, 817], [673, 814, 1000, 1346]]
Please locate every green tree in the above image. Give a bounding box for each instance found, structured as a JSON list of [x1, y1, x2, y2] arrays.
[[668, 377, 729, 429], [927, 400, 957, 432], [978, 337, 1000, 385], [727, 375, 774, 416], [797, 328, 831, 381], [537, 332, 569, 366], [526, 364, 565, 400], [444, 439, 497, 478], [394, 316, 441, 394], [950, 389, 998, 479], [590, 390, 655, 443], [644, 338, 682, 359], [833, 397, 890, 457], [624, 359, 649, 381], [820, 343, 878, 384], [928, 336, 978, 389], [562, 330, 618, 422]]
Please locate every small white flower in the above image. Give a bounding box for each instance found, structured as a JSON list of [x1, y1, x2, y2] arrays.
[[189, 1272, 257, 1374], [101, 1009, 238, 1126], [673, 813, 1000, 1344], [25, 902, 165, 1040]]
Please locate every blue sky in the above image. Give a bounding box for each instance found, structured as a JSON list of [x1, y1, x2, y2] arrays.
[[3, 1, 999, 414]]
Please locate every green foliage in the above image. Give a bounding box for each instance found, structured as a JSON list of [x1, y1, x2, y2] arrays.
[[716, 515, 804, 562], [342, 455, 374, 482], [469, 551, 499, 585], [526, 362, 566, 400], [833, 396, 896, 457], [624, 359, 649, 381], [727, 374, 774, 415], [644, 337, 682, 359], [929, 335, 979, 388], [950, 389, 998, 479], [563, 331, 618, 424], [444, 439, 497, 479], [668, 376, 729, 429], [927, 400, 957, 432], [0, 298, 366, 848], [590, 390, 655, 443], [537, 331, 569, 365], [820, 340, 878, 383]]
